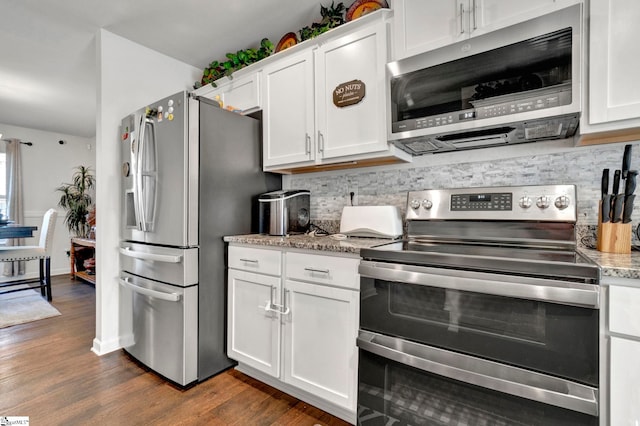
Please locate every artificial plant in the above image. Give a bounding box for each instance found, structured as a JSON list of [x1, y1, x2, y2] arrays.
[[56, 165, 95, 238], [196, 38, 274, 88], [195, 1, 349, 89], [299, 1, 346, 41]]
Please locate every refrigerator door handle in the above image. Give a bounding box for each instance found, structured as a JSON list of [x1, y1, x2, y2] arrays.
[[119, 246, 182, 263], [129, 115, 142, 232], [136, 116, 158, 232], [134, 114, 147, 231], [119, 277, 182, 302]]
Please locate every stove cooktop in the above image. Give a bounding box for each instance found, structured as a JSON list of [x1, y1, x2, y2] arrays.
[[360, 240, 600, 283]]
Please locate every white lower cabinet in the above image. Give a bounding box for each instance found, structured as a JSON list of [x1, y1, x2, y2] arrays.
[[610, 337, 640, 425], [283, 279, 359, 410], [227, 245, 360, 422], [605, 282, 640, 425], [227, 268, 281, 377]]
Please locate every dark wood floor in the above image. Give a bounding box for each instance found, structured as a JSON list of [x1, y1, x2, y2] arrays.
[[0, 275, 351, 425]]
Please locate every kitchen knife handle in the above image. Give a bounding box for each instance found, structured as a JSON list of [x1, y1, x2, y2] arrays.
[[625, 170, 637, 196], [623, 144, 633, 179], [613, 169, 621, 195], [612, 194, 625, 223], [602, 168, 610, 197], [623, 194, 635, 224], [601, 195, 611, 223]]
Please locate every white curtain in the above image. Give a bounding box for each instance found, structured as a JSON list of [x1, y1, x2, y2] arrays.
[[3, 139, 25, 276]]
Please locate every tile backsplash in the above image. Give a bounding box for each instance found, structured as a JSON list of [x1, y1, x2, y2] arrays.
[[285, 140, 640, 245]]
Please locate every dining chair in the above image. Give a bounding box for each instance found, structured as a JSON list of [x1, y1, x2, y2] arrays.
[[0, 208, 58, 301]]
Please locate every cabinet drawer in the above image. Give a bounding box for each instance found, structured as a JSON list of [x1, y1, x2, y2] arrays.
[[286, 252, 359, 289], [228, 246, 281, 276], [609, 285, 640, 338]]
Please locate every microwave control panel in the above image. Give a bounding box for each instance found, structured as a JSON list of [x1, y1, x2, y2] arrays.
[[392, 87, 572, 133]]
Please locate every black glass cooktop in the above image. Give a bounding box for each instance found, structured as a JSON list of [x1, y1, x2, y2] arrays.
[[360, 241, 600, 283]]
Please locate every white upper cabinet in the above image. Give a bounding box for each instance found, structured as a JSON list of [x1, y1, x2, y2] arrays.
[[315, 23, 389, 160], [391, 0, 463, 60], [193, 72, 262, 114], [262, 50, 316, 168], [262, 11, 410, 172], [582, 0, 640, 134], [391, 0, 575, 60]]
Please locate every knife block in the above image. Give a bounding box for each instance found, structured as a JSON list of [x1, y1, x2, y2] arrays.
[[597, 201, 631, 253]]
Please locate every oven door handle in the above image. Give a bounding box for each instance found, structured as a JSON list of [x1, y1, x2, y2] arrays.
[[359, 261, 600, 308], [357, 330, 599, 417]]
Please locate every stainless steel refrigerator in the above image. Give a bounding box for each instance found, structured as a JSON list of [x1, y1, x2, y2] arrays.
[[119, 90, 281, 386]]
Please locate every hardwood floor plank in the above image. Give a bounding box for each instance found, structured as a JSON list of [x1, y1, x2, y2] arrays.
[[0, 276, 352, 425]]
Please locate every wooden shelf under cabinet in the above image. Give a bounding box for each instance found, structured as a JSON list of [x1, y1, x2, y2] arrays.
[[70, 237, 96, 285]]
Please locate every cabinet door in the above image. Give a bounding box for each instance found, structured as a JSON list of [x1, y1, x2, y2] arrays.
[[391, 0, 463, 60], [220, 72, 261, 113], [610, 337, 640, 425], [392, 0, 574, 59], [474, 0, 559, 34], [282, 280, 359, 411], [227, 269, 281, 377], [588, 0, 640, 126], [316, 22, 389, 159], [262, 50, 316, 168]]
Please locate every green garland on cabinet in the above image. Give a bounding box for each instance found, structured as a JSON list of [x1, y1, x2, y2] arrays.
[[195, 38, 274, 88], [194, 1, 346, 89]]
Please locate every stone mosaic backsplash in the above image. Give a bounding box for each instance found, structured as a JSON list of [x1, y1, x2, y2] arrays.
[[286, 140, 640, 246]]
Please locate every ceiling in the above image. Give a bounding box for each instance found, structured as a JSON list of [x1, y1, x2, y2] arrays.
[[0, 0, 332, 138]]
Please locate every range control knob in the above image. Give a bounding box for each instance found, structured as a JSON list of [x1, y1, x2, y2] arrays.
[[422, 199, 433, 210], [536, 195, 551, 209], [410, 199, 421, 210], [555, 195, 571, 210], [519, 196, 532, 209]]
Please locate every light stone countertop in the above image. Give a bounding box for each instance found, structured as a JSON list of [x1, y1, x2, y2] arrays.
[[579, 247, 640, 280], [223, 234, 394, 255], [225, 234, 640, 281]]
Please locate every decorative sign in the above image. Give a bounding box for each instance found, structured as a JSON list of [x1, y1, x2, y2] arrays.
[[333, 79, 366, 108]]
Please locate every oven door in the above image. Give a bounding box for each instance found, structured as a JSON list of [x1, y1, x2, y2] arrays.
[[359, 260, 599, 386], [357, 335, 598, 425]]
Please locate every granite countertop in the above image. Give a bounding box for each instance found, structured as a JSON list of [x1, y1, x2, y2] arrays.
[[225, 234, 640, 281], [579, 247, 640, 280], [223, 234, 394, 254]]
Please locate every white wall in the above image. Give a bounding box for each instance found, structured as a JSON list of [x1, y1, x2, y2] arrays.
[[94, 30, 201, 355], [0, 122, 95, 278]]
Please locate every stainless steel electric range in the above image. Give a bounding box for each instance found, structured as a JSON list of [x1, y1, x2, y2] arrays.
[[357, 185, 600, 426]]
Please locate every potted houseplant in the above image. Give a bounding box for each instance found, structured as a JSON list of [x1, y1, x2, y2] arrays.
[[57, 165, 95, 238]]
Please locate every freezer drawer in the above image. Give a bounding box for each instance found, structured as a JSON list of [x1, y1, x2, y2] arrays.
[[119, 271, 198, 386], [120, 241, 198, 286]]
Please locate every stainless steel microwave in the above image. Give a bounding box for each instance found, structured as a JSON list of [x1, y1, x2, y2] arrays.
[[387, 4, 582, 155]]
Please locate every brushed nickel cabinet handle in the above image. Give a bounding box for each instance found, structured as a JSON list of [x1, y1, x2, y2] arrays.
[[304, 267, 330, 274], [472, 0, 477, 30]]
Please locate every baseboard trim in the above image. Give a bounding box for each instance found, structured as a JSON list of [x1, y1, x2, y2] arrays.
[[91, 337, 122, 356]]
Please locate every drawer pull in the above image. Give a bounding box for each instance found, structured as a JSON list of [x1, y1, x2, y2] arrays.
[[304, 267, 330, 274], [240, 258, 259, 263]]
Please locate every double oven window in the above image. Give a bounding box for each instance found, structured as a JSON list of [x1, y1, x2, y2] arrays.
[[357, 265, 599, 425]]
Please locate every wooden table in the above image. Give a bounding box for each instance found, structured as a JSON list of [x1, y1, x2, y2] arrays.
[[70, 237, 96, 284], [0, 224, 38, 239]]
